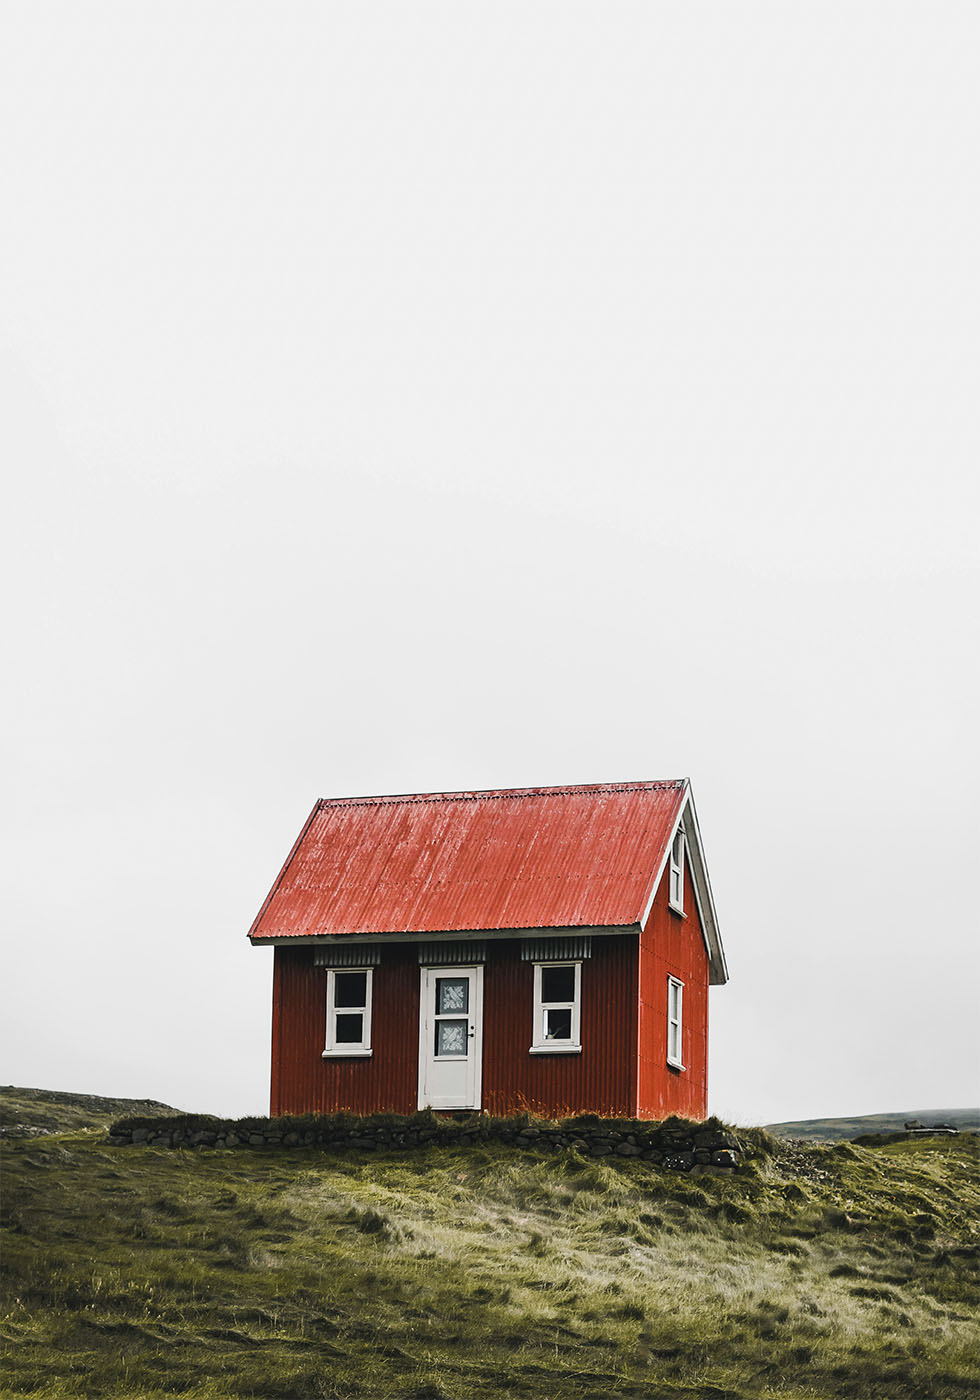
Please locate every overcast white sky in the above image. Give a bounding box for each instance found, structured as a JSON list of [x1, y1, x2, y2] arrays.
[[3, 2, 978, 1126]]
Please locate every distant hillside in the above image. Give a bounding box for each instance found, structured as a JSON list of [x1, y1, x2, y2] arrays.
[[0, 1085, 178, 1139], [2, 1087, 978, 1399], [766, 1107, 980, 1142]]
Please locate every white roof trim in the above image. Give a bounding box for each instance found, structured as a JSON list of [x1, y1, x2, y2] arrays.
[[638, 781, 728, 985]]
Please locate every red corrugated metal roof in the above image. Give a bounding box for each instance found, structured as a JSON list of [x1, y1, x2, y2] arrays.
[[248, 780, 688, 941]]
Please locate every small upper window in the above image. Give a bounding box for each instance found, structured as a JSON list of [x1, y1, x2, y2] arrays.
[[668, 829, 685, 912], [530, 962, 582, 1053], [667, 975, 684, 1069], [323, 968, 373, 1057]]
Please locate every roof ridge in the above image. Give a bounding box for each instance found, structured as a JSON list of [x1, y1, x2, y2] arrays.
[[316, 780, 686, 809]]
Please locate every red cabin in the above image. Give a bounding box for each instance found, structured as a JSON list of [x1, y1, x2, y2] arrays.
[[249, 780, 728, 1120]]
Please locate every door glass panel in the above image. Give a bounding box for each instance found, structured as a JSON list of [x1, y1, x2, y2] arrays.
[[541, 966, 575, 1004], [437, 978, 469, 1014], [335, 1012, 363, 1044], [334, 972, 367, 1008], [436, 1019, 468, 1056]]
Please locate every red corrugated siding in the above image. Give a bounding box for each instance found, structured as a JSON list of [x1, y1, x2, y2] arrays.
[[271, 937, 638, 1119], [271, 945, 420, 1116], [250, 782, 686, 941], [636, 860, 709, 1119], [482, 936, 636, 1118]]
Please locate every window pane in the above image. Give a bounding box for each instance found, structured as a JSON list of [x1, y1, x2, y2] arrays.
[[334, 972, 367, 1008], [545, 1007, 573, 1040], [436, 1019, 468, 1056], [437, 978, 468, 1014], [335, 1013, 363, 1044], [541, 966, 575, 1004]]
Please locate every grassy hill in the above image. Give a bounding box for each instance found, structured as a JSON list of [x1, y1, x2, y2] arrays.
[[0, 1085, 178, 1139], [1, 1090, 978, 1399], [765, 1108, 980, 1142]]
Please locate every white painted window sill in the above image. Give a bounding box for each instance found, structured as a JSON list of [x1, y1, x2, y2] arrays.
[[666, 1060, 686, 1072], [322, 1049, 373, 1059], [668, 903, 686, 917], [529, 1044, 582, 1055]]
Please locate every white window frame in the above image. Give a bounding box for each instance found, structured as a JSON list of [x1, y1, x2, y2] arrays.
[[668, 829, 685, 913], [667, 975, 684, 1070], [530, 961, 582, 1054], [322, 967, 373, 1058]]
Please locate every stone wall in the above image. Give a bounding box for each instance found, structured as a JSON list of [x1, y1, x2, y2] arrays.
[[107, 1112, 741, 1170]]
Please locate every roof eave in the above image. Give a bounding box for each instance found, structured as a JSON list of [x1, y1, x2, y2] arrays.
[[249, 922, 644, 948]]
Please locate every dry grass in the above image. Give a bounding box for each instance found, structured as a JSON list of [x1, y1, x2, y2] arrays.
[[1, 1106, 978, 1398]]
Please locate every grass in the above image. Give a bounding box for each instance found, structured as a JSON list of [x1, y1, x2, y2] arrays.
[[2, 1093, 979, 1399], [1, 1086, 178, 1140]]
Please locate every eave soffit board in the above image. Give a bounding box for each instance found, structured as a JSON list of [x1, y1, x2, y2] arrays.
[[249, 923, 641, 948]]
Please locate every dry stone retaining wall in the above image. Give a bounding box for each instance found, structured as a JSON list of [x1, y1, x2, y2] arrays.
[[107, 1112, 741, 1170]]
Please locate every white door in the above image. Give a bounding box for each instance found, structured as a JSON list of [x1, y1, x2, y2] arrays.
[[417, 965, 483, 1110]]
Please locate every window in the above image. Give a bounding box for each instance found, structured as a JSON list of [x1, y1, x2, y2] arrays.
[[530, 962, 582, 1053], [322, 968, 373, 1057], [668, 829, 685, 912], [667, 976, 684, 1069]]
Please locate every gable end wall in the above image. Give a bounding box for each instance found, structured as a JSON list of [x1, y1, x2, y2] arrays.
[[636, 858, 709, 1119]]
